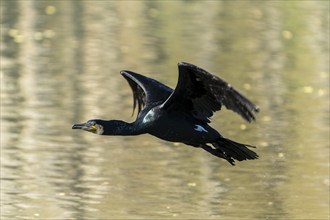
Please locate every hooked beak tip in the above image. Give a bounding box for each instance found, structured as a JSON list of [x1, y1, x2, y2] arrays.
[[72, 123, 84, 129]]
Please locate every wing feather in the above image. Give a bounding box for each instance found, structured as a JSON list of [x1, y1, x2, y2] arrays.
[[121, 70, 173, 117], [162, 62, 259, 123]]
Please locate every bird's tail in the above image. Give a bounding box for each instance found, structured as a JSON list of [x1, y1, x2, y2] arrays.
[[210, 138, 259, 165]]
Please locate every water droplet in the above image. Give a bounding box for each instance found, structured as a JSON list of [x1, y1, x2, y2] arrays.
[[282, 30, 293, 39], [262, 116, 272, 122], [260, 142, 269, 147], [240, 124, 246, 130], [318, 89, 325, 96], [187, 182, 196, 187], [303, 86, 313, 94], [243, 83, 251, 90], [44, 30, 55, 38], [8, 29, 19, 37], [14, 34, 24, 43], [45, 5, 57, 15]]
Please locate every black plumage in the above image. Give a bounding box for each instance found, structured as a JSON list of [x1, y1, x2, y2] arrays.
[[72, 62, 259, 165]]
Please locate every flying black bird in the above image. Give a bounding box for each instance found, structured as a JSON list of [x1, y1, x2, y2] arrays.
[[72, 62, 259, 165]]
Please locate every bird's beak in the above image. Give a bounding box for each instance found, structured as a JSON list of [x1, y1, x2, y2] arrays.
[[72, 123, 86, 129]]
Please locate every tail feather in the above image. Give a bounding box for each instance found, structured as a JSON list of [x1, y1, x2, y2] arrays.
[[212, 138, 259, 165]]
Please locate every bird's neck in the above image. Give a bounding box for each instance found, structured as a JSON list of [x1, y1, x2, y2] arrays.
[[102, 120, 141, 136]]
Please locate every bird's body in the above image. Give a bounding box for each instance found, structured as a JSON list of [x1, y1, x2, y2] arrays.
[[72, 62, 259, 165], [138, 106, 219, 144]]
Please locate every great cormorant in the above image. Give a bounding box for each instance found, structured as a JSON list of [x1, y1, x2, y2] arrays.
[[72, 62, 259, 165]]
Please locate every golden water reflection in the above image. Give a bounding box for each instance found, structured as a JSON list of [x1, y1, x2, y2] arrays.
[[1, 1, 329, 219]]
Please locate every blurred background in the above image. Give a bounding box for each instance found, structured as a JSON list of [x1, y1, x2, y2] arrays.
[[1, 1, 329, 219]]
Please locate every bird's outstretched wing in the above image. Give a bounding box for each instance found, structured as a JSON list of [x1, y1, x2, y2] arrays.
[[121, 70, 173, 116], [161, 62, 259, 123]]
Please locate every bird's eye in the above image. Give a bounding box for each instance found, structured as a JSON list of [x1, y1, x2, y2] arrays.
[[87, 121, 96, 126]]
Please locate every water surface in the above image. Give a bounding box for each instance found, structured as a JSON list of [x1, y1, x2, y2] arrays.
[[1, 1, 329, 219]]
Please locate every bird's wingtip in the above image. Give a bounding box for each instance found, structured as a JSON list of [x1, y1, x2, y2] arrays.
[[178, 61, 191, 67], [120, 70, 142, 78], [120, 70, 137, 79], [120, 70, 128, 75], [254, 105, 260, 113], [178, 62, 205, 72]]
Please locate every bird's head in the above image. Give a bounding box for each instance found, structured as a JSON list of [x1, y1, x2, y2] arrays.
[[72, 119, 132, 135], [72, 119, 105, 135]]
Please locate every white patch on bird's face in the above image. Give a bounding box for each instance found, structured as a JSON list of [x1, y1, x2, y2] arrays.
[[96, 124, 104, 135], [143, 109, 155, 123], [194, 125, 208, 133]]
